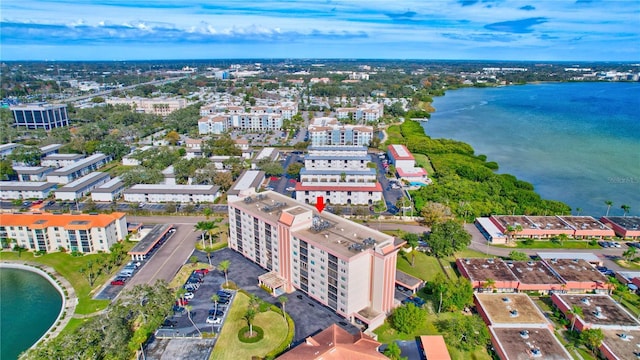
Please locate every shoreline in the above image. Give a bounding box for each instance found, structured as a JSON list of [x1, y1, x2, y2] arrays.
[[0, 261, 77, 357]]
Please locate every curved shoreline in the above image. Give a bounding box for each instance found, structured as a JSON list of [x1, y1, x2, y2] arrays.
[[0, 261, 77, 356]]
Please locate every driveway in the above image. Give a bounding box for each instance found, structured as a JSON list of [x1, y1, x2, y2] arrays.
[[199, 248, 362, 342]]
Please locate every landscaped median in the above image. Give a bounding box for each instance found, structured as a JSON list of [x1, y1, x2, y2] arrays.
[[210, 291, 293, 360]]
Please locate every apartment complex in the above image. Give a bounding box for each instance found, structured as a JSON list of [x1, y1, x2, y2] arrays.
[[54, 172, 111, 201], [123, 184, 220, 203], [13, 166, 55, 182], [198, 101, 297, 134], [308, 117, 373, 147], [335, 103, 384, 122], [105, 97, 187, 116], [10, 103, 69, 130], [386, 144, 428, 184], [46, 153, 112, 184], [0, 212, 127, 253], [0, 181, 58, 200], [295, 146, 383, 205], [228, 191, 403, 329], [600, 216, 640, 240]]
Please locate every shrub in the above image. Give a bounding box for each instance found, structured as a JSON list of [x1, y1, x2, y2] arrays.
[[237, 326, 264, 343], [264, 312, 295, 359]]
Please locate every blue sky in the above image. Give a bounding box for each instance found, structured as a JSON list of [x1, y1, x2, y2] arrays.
[[1, 0, 639, 61]]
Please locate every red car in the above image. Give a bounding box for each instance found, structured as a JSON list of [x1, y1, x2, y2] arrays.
[[111, 279, 125, 286], [288, 179, 296, 183], [194, 268, 210, 275], [270, 176, 279, 181], [176, 299, 189, 306]]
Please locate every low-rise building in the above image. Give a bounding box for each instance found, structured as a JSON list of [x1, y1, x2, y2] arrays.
[[456, 258, 519, 292], [276, 324, 386, 360], [0, 181, 58, 200], [543, 258, 609, 293], [551, 294, 640, 332], [600, 329, 640, 360], [386, 144, 428, 184], [600, 216, 640, 240], [124, 184, 220, 203], [229, 191, 404, 329], [106, 97, 187, 116], [0, 212, 127, 253], [0, 143, 20, 158], [41, 153, 84, 168], [227, 170, 265, 202], [46, 153, 111, 184], [484, 215, 615, 240], [91, 177, 125, 202], [13, 166, 55, 182], [475, 293, 550, 328], [489, 327, 572, 360], [508, 261, 564, 294], [252, 148, 280, 169], [54, 172, 111, 201], [39, 144, 62, 157], [419, 335, 452, 360]]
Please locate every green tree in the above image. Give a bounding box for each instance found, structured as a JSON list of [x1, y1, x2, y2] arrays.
[[580, 328, 604, 356], [286, 162, 304, 180], [403, 233, 420, 267], [165, 130, 180, 145], [383, 341, 406, 360], [391, 303, 426, 334], [244, 308, 258, 337], [258, 160, 284, 176], [604, 200, 613, 216], [0, 160, 15, 181], [9, 146, 42, 166], [211, 294, 220, 319], [484, 278, 496, 292], [621, 204, 631, 216], [189, 255, 199, 267], [278, 295, 288, 320], [437, 314, 489, 351], [218, 259, 231, 286], [623, 246, 637, 262], [185, 305, 202, 337], [569, 305, 583, 332], [508, 251, 529, 261], [420, 202, 452, 227], [428, 220, 471, 258]]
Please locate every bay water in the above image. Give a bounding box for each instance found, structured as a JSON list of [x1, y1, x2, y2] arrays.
[[423, 82, 640, 217]]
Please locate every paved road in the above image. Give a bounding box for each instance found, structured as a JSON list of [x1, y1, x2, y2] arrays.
[[124, 224, 198, 288]]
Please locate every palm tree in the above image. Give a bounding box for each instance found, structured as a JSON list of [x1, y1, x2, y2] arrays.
[[218, 260, 231, 287], [185, 305, 202, 337], [605, 200, 613, 216], [211, 294, 220, 318], [569, 305, 583, 332], [484, 278, 496, 292], [244, 308, 257, 337], [623, 246, 637, 262], [194, 221, 213, 249], [278, 295, 288, 320], [203, 207, 212, 220], [557, 233, 569, 247], [621, 204, 631, 217], [403, 233, 420, 267], [203, 246, 216, 266], [575, 208, 582, 216]]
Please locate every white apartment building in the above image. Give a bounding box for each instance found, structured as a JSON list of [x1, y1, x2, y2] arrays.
[[0, 212, 127, 253], [335, 103, 384, 122], [13, 166, 55, 182], [227, 170, 266, 202], [106, 97, 187, 116], [198, 115, 228, 135], [91, 177, 125, 202], [198, 102, 297, 135], [308, 118, 373, 147], [41, 153, 85, 168], [123, 184, 220, 203], [39, 144, 62, 157], [228, 191, 403, 329], [386, 144, 428, 183], [0, 143, 20, 158], [296, 146, 382, 205], [54, 172, 110, 201], [0, 181, 58, 200], [46, 153, 111, 184]]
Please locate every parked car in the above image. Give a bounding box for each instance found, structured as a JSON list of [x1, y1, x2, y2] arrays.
[[176, 299, 189, 306], [402, 296, 425, 307], [206, 316, 222, 324], [184, 292, 195, 300], [162, 319, 177, 328], [610, 241, 621, 248], [194, 268, 210, 275], [218, 297, 230, 305], [627, 242, 640, 249], [172, 305, 185, 313], [208, 309, 224, 317], [598, 241, 610, 248], [111, 279, 125, 286]]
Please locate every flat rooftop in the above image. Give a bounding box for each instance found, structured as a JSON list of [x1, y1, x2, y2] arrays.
[[508, 261, 562, 285], [57, 172, 109, 192], [230, 191, 396, 259], [558, 216, 612, 231], [602, 330, 640, 360], [43, 153, 84, 161], [544, 259, 607, 283], [491, 215, 536, 230], [49, 153, 109, 176], [603, 216, 640, 231], [491, 327, 572, 360], [126, 184, 220, 195], [0, 181, 57, 191], [13, 166, 53, 175], [93, 177, 124, 193], [557, 294, 640, 327], [475, 293, 548, 325], [129, 224, 173, 255], [228, 170, 265, 196], [525, 216, 572, 231], [458, 258, 518, 282]]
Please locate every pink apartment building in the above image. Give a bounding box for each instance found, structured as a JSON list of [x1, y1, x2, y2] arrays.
[[228, 191, 404, 329]]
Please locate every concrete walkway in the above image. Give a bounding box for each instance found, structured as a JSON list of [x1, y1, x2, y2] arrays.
[[1, 260, 77, 349]]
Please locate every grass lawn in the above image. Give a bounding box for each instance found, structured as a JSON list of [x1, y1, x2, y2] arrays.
[[168, 262, 212, 290], [413, 153, 435, 176], [615, 259, 640, 270], [384, 125, 404, 145], [397, 251, 443, 282], [210, 292, 288, 360], [374, 312, 492, 360], [495, 240, 600, 250]]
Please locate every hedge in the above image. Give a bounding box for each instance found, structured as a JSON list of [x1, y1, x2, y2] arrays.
[[264, 305, 295, 359], [238, 325, 264, 343]]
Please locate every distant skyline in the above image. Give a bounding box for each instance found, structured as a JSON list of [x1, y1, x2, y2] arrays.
[[1, 0, 639, 62]]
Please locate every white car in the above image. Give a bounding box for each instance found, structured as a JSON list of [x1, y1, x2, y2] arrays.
[[206, 316, 222, 324], [610, 242, 621, 248], [184, 292, 195, 300], [286, 187, 295, 192]]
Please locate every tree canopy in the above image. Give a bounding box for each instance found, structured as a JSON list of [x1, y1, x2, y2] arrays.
[[391, 303, 426, 334], [427, 220, 471, 258]]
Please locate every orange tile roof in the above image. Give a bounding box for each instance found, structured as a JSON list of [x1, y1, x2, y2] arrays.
[[0, 212, 126, 230], [277, 324, 386, 360], [420, 336, 452, 360]]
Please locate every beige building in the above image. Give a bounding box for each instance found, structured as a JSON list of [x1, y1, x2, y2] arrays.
[[106, 97, 187, 116]]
